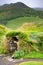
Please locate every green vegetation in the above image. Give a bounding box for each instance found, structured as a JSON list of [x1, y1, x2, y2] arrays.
[[13, 50, 25, 59], [6, 30, 43, 59], [0, 2, 43, 26], [0, 24, 43, 55], [0, 25, 7, 54], [6, 17, 43, 29], [13, 51, 43, 59], [0, 2, 43, 58], [19, 61, 43, 65], [24, 52, 43, 59]]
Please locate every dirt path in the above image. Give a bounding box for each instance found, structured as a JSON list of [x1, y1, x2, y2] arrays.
[[0, 56, 43, 65]]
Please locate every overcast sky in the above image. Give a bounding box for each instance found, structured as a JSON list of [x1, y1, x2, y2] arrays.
[[0, 0, 43, 8]]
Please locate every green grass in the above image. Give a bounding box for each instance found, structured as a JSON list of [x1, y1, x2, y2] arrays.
[[6, 16, 43, 29], [19, 61, 43, 65], [23, 52, 43, 59]]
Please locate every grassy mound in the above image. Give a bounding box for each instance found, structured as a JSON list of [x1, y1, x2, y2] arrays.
[[0, 24, 43, 54], [19, 61, 43, 65]]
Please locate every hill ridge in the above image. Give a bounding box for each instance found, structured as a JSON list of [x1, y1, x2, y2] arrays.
[[0, 2, 43, 25]]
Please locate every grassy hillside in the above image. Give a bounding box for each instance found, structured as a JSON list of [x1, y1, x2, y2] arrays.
[[6, 17, 43, 29], [0, 2, 43, 25], [0, 21, 43, 54], [0, 2, 43, 57]]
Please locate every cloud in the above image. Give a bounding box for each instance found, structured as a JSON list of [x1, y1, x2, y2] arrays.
[[0, 0, 43, 8]]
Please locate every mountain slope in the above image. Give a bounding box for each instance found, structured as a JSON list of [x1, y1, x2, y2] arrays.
[[6, 17, 43, 29], [0, 2, 43, 25], [34, 8, 43, 11]]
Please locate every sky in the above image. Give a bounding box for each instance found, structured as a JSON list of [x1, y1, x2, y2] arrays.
[[0, 0, 43, 8]]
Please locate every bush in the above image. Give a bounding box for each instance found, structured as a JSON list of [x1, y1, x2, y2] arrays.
[[38, 35, 43, 51], [13, 50, 25, 59], [0, 35, 6, 54], [6, 31, 20, 37], [18, 39, 31, 53], [0, 45, 6, 54], [0, 48, 5, 54]]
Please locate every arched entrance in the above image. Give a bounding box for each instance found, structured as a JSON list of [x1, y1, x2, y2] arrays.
[[9, 36, 18, 52]]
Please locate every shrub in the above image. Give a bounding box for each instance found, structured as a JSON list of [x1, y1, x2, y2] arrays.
[[0, 47, 5, 54], [0, 43, 6, 54], [13, 50, 25, 59], [18, 39, 31, 53], [38, 35, 43, 51], [6, 31, 20, 37]]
